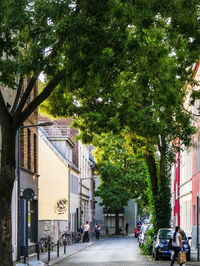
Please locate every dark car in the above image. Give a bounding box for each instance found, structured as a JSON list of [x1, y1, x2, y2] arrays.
[[152, 228, 191, 261]]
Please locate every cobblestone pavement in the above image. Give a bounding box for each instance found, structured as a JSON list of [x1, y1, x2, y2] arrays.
[[56, 236, 172, 266]]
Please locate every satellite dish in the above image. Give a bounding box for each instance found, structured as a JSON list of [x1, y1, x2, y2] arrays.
[[22, 188, 35, 200]]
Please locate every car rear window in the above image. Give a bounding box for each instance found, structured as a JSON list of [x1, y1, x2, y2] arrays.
[[158, 230, 173, 239], [158, 230, 187, 240]]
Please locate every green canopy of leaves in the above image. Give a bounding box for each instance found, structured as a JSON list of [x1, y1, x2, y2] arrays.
[[93, 133, 148, 212]]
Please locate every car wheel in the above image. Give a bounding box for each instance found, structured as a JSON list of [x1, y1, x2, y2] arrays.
[[154, 251, 159, 260], [187, 253, 191, 261]]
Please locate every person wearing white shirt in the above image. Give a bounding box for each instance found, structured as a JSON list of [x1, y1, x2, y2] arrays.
[[171, 226, 184, 266], [83, 221, 90, 242]]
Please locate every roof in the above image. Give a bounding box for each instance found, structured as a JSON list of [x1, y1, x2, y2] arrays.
[[39, 127, 80, 173]]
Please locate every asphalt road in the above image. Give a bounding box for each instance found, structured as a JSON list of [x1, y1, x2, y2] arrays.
[[57, 236, 170, 266]]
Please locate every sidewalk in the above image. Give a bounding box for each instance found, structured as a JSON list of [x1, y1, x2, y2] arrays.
[[191, 246, 200, 263], [14, 238, 97, 266]]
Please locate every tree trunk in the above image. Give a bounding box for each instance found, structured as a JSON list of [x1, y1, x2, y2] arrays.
[[145, 151, 160, 232], [145, 152, 158, 198], [158, 138, 171, 229], [0, 121, 16, 265], [145, 146, 171, 232], [115, 212, 120, 234]]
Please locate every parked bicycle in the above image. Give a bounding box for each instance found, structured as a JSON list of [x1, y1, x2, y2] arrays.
[[39, 234, 55, 253], [60, 231, 73, 245], [72, 231, 82, 243]]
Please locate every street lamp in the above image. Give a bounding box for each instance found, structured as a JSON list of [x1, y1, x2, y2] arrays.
[[17, 122, 53, 260]]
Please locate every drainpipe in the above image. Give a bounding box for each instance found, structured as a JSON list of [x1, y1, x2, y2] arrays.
[[197, 194, 200, 261], [80, 178, 82, 227], [17, 128, 21, 260], [68, 167, 71, 230]]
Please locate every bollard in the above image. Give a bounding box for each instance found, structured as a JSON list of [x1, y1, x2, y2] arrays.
[[64, 239, 66, 254], [36, 243, 40, 260], [23, 246, 26, 264], [57, 240, 59, 257], [48, 241, 51, 261]]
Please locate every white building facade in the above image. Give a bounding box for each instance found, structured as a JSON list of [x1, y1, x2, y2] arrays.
[[78, 141, 91, 225], [179, 147, 193, 236]]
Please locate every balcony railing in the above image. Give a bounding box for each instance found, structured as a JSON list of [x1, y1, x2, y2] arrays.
[[44, 126, 70, 138], [103, 207, 125, 214]]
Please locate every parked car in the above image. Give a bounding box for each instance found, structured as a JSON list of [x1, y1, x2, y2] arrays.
[[152, 228, 191, 261], [138, 224, 153, 246]]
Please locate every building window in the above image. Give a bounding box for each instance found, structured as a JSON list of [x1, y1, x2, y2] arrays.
[[20, 127, 24, 167], [175, 182, 178, 200], [193, 205, 195, 226], [193, 147, 195, 175], [27, 128, 31, 170], [70, 173, 78, 195], [34, 134, 37, 173], [195, 147, 198, 174], [197, 142, 199, 172]]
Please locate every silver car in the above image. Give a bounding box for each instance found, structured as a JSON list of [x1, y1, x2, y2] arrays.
[[138, 224, 153, 246]]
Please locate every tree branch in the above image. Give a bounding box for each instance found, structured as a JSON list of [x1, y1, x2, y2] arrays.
[[182, 103, 200, 117], [14, 70, 64, 128], [0, 90, 10, 122], [11, 77, 24, 114], [14, 73, 40, 120], [13, 41, 63, 119]]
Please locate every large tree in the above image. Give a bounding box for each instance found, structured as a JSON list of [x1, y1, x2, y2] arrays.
[[0, 1, 129, 264], [93, 133, 148, 234], [44, 2, 200, 233], [1, 1, 200, 264]]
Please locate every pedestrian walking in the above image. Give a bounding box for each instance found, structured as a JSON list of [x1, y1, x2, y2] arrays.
[[95, 224, 101, 240], [83, 221, 90, 243], [170, 226, 185, 266], [125, 223, 129, 235]]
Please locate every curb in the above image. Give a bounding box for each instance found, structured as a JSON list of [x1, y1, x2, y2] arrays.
[[53, 238, 109, 265], [53, 240, 97, 265], [14, 238, 109, 266]]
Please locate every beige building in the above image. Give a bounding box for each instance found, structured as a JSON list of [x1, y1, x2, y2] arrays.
[[38, 115, 93, 240], [38, 126, 79, 240]]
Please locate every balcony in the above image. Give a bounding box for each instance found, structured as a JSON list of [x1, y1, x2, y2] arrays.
[[103, 207, 125, 216], [44, 126, 70, 139]]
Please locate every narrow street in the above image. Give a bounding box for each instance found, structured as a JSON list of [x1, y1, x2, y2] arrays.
[[57, 236, 169, 266]]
